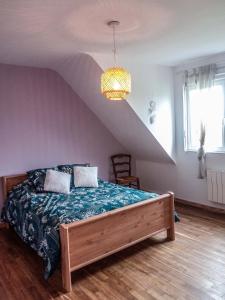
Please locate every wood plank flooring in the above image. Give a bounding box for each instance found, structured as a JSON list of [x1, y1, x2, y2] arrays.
[[0, 204, 225, 300]]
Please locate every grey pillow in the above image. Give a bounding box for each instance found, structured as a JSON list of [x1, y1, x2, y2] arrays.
[[74, 166, 98, 188], [57, 163, 90, 187], [44, 170, 71, 194]]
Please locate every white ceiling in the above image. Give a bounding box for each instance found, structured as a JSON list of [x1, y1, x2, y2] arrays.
[[1, 0, 225, 67]]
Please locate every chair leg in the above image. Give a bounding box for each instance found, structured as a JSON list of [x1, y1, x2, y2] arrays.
[[137, 178, 140, 189]]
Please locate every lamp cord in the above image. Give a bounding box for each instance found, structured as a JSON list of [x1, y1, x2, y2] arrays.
[[112, 24, 117, 67]]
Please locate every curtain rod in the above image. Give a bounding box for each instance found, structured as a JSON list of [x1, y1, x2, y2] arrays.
[[175, 64, 225, 75]]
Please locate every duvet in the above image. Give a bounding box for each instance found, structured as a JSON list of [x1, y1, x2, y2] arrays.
[[1, 179, 157, 279]]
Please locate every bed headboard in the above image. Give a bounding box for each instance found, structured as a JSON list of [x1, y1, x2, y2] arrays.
[[2, 174, 27, 201]]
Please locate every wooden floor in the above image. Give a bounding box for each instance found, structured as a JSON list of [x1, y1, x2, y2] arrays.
[[0, 204, 225, 300]]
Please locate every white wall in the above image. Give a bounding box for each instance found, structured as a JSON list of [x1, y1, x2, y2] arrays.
[[137, 53, 225, 209], [127, 63, 175, 159], [93, 53, 176, 161]]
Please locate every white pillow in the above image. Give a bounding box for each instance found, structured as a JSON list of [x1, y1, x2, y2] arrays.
[[74, 166, 98, 188], [44, 169, 71, 194]]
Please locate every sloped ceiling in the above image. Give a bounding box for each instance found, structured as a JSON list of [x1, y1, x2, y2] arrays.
[[52, 53, 173, 162]]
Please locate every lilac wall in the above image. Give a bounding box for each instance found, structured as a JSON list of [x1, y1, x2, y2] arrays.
[[0, 64, 125, 209]]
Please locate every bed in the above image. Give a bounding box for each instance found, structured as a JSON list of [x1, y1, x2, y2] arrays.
[[1, 173, 175, 292]]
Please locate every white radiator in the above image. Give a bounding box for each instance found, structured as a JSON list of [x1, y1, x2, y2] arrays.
[[207, 170, 225, 204]]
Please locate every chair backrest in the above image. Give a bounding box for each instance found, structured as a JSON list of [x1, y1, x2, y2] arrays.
[[111, 154, 131, 179]]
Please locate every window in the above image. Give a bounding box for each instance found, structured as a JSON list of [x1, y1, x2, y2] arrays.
[[184, 75, 225, 152]]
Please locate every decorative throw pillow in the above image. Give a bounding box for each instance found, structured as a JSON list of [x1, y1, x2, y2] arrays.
[[58, 163, 90, 186], [74, 166, 98, 188], [44, 170, 71, 194], [27, 167, 56, 192]]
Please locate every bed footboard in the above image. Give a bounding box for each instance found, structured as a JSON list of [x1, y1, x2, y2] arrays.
[[60, 192, 175, 292]]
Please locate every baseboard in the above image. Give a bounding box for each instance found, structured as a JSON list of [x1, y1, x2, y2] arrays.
[[175, 198, 225, 214]]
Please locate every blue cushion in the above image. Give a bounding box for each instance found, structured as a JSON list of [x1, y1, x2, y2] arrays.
[[27, 167, 57, 192]]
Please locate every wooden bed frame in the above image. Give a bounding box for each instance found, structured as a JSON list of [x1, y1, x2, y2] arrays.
[[2, 174, 175, 292]]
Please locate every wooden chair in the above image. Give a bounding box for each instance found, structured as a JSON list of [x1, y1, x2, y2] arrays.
[[111, 154, 140, 189]]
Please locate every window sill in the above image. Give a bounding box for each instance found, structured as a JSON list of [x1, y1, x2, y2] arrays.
[[184, 148, 225, 154]]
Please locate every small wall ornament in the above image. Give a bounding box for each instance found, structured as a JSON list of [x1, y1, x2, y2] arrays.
[[148, 100, 156, 124]]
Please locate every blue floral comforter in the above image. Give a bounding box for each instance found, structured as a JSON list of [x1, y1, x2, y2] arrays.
[[1, 179, 157, 279]]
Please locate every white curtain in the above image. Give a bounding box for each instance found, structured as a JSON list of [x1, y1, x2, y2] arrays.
[[197, 122, 206, 179], [184, 64, 216, 179]]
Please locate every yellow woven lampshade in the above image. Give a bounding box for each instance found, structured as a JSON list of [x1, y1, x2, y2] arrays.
[[101, 67, 131, 100]]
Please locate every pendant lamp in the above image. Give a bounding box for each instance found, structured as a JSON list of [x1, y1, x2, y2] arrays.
[[101, 21, 131, 100]]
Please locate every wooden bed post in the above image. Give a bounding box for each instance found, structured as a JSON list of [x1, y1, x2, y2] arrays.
[[2, 176, 7, 201], [167, 191, 175, 241], [1, 174, 27, 229], [60, 225, 72, 292]]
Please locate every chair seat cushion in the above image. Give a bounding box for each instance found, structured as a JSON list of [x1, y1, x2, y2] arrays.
[[117, 176, 138, 183]]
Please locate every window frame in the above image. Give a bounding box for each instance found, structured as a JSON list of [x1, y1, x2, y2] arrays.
[[183, 74, 225, 153]]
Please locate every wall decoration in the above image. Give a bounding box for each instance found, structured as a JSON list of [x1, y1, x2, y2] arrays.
[[148, 100, 156, 124]]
